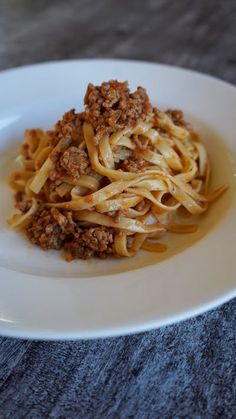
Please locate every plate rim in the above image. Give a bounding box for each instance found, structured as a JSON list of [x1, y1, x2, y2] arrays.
[[0, 292, 235, 340], [1, 57, 236, 91]]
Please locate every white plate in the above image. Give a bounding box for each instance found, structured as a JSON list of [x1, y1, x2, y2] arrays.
[[0, 59, 235, 339]]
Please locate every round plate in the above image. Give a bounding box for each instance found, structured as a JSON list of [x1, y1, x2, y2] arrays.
[[0, 59, 235, 339]]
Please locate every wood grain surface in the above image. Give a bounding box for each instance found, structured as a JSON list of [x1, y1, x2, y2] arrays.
[[0, 0, 235, 417], [0, 0, 235, 83]]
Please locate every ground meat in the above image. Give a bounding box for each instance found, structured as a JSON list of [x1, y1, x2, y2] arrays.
[[60, 146, 89, 177], [26, 207, 76, 250], [48, 109, 89, 181], [64, 226, 114, 260], [50, 208, 76, 232], [48, 166, 66, 183], [49, 145, 90, 182], [166, 109, 186, 127], [26, 207, 114, 259], [48, 110, 88, 182], [84, 80, 152, 141], [48, 109, 84, 148], [119, 155, 149, 172]]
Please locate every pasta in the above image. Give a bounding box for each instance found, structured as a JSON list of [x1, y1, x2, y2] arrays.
[[8, 80, 227, 260]]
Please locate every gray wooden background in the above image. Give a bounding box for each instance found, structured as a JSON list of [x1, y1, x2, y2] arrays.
[[0, 0, 236, 417]]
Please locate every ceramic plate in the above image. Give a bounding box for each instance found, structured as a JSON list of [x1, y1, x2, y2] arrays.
[[0, 59, 235, 339]]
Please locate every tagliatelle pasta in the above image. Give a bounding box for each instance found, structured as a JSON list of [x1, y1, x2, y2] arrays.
[[8, 80, 227, 260]]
